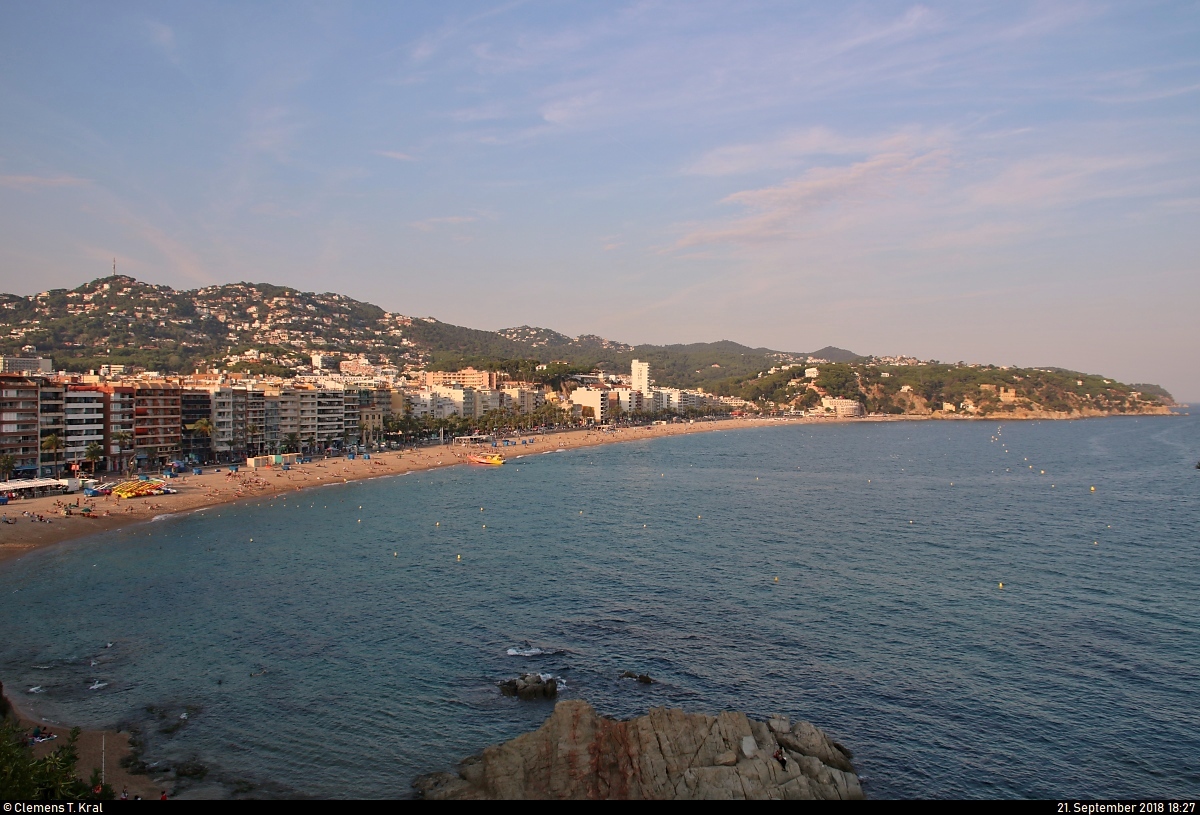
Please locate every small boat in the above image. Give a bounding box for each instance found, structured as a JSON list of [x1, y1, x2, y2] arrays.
[[468, 453, 505, 466]]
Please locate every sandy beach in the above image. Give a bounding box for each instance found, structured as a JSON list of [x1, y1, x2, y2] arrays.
[[0, 415, 844, 567]]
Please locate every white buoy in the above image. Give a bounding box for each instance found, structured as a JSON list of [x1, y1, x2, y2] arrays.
[[998, 582, 1004, 589]]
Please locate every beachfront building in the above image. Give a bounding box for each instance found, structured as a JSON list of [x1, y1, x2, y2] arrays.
[[38, 380, 65, 477], [274, 385, 345, 451], [569, 386, 610, 424], [132, 382, 182, 468], [610, 386, 643, 413], [343, 390, 361, 446], [62, 386, 107, 473], [501, 386, 545, 415], [181, 389, 213, 463], [246, 389, 266, 457], [0, 374, 42, 477], [350, 388, 384, 446], [821, 396, 864, 417], [100, 384, 135, 474], [631, 359, 650, 396], [263, 391, 281, 454], [315, 388, 343, 448], [402, 388, 461, 421], [429, 385, 479, 419]]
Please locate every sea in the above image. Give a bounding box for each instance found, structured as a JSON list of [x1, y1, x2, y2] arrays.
[[1, 415, 1197, 799]]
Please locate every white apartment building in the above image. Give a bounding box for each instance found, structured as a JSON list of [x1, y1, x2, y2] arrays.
[[631, 359, 650, 395], [402, 388, 463, 420], [569, 387, 610, 423], [501, 387, 545, 415], [63, 388, 106, 466], [610, 387, 643, 413], [430, 385, 479, 419], [821, 396, 863, 417], [105, 388, 134, 464]]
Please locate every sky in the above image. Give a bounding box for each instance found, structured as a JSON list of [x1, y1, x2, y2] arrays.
[[1, 2, 1197, 399]]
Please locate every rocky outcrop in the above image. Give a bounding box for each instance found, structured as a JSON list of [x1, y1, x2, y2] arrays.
[[413, 700, 864, 800], [498, 673, 558, 700], [619, 671, 654, 684]]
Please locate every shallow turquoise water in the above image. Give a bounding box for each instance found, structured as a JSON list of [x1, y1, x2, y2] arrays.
[[1, 416, 1197, 798]]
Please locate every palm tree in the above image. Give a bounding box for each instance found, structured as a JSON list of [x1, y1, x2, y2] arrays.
[[284, 432, 301, 454], [40, 434, 62, 479], [186, 419, 213, 463], [84, 442, 104, 474], [0, 454, 14, 482], [245, 422, 260, 458], [112, 430, 132, 475]]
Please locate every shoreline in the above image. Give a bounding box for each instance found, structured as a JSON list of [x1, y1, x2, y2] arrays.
[[2, 682, 164, 800], [0, 409, 1176, 569], [0, 415, 839, 567]]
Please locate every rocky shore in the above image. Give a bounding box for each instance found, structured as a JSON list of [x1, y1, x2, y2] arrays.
[[413, 700, 864, 800]]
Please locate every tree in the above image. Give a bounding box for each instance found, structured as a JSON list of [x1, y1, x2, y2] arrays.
[[284, 432, 300, 454], [84, 442, 104, 474], [245, 422, 260, 458], [40, 434, 61, 479], [0, 722, 111, 800], [0, 454, 14, 482], [111, 431, 132, 475]]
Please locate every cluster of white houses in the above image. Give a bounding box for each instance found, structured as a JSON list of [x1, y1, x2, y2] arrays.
[[0, 357, 753, 477]]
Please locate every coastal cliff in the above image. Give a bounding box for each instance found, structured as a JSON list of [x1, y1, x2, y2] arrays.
[[413, 700, 864, 800]]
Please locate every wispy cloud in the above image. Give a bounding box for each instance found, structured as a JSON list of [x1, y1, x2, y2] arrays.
[[683, 127, 947, 177], [0, 174, 90, 191], [144, 20, 180, 65], [375, 150, 416, 161], [677, 145, 946, 248], [967, 154, 1157, 209], [409, 215, 477, 232]]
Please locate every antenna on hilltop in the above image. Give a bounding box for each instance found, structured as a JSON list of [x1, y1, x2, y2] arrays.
[[113, 258, 116, 275]]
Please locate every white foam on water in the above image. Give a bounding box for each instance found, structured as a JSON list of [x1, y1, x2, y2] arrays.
[[28, 686, 43, 693], [87, 681, 107, 690]]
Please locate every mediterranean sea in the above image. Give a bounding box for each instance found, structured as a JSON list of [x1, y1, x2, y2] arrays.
[[1, 416, 1197, 799]]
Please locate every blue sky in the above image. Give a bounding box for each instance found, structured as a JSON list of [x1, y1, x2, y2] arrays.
[[1, 2, 1197, 398]]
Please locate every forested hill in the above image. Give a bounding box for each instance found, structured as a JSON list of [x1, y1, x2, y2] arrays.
[[0, 275, 843, 388], [1, 275, 1172, 411]]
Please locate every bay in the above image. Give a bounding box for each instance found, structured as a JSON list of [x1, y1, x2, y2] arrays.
[[1, 416, 1197, 798]]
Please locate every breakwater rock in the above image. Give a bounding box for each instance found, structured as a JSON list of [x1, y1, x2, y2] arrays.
[[413, 700, 864, 800]]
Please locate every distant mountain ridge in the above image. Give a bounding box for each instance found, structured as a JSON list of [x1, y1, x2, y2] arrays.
[[0, 275, 853, 388]]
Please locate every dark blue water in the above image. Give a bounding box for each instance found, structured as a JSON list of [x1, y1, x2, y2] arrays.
[[1, 417, 1197, 799]]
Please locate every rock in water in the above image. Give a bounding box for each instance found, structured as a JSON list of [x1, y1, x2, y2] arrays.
[[498, 673, 558, 700], [412, 700, 864, 800]]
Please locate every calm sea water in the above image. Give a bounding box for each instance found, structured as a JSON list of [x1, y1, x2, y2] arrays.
[[1, 416, 1197, 799]]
